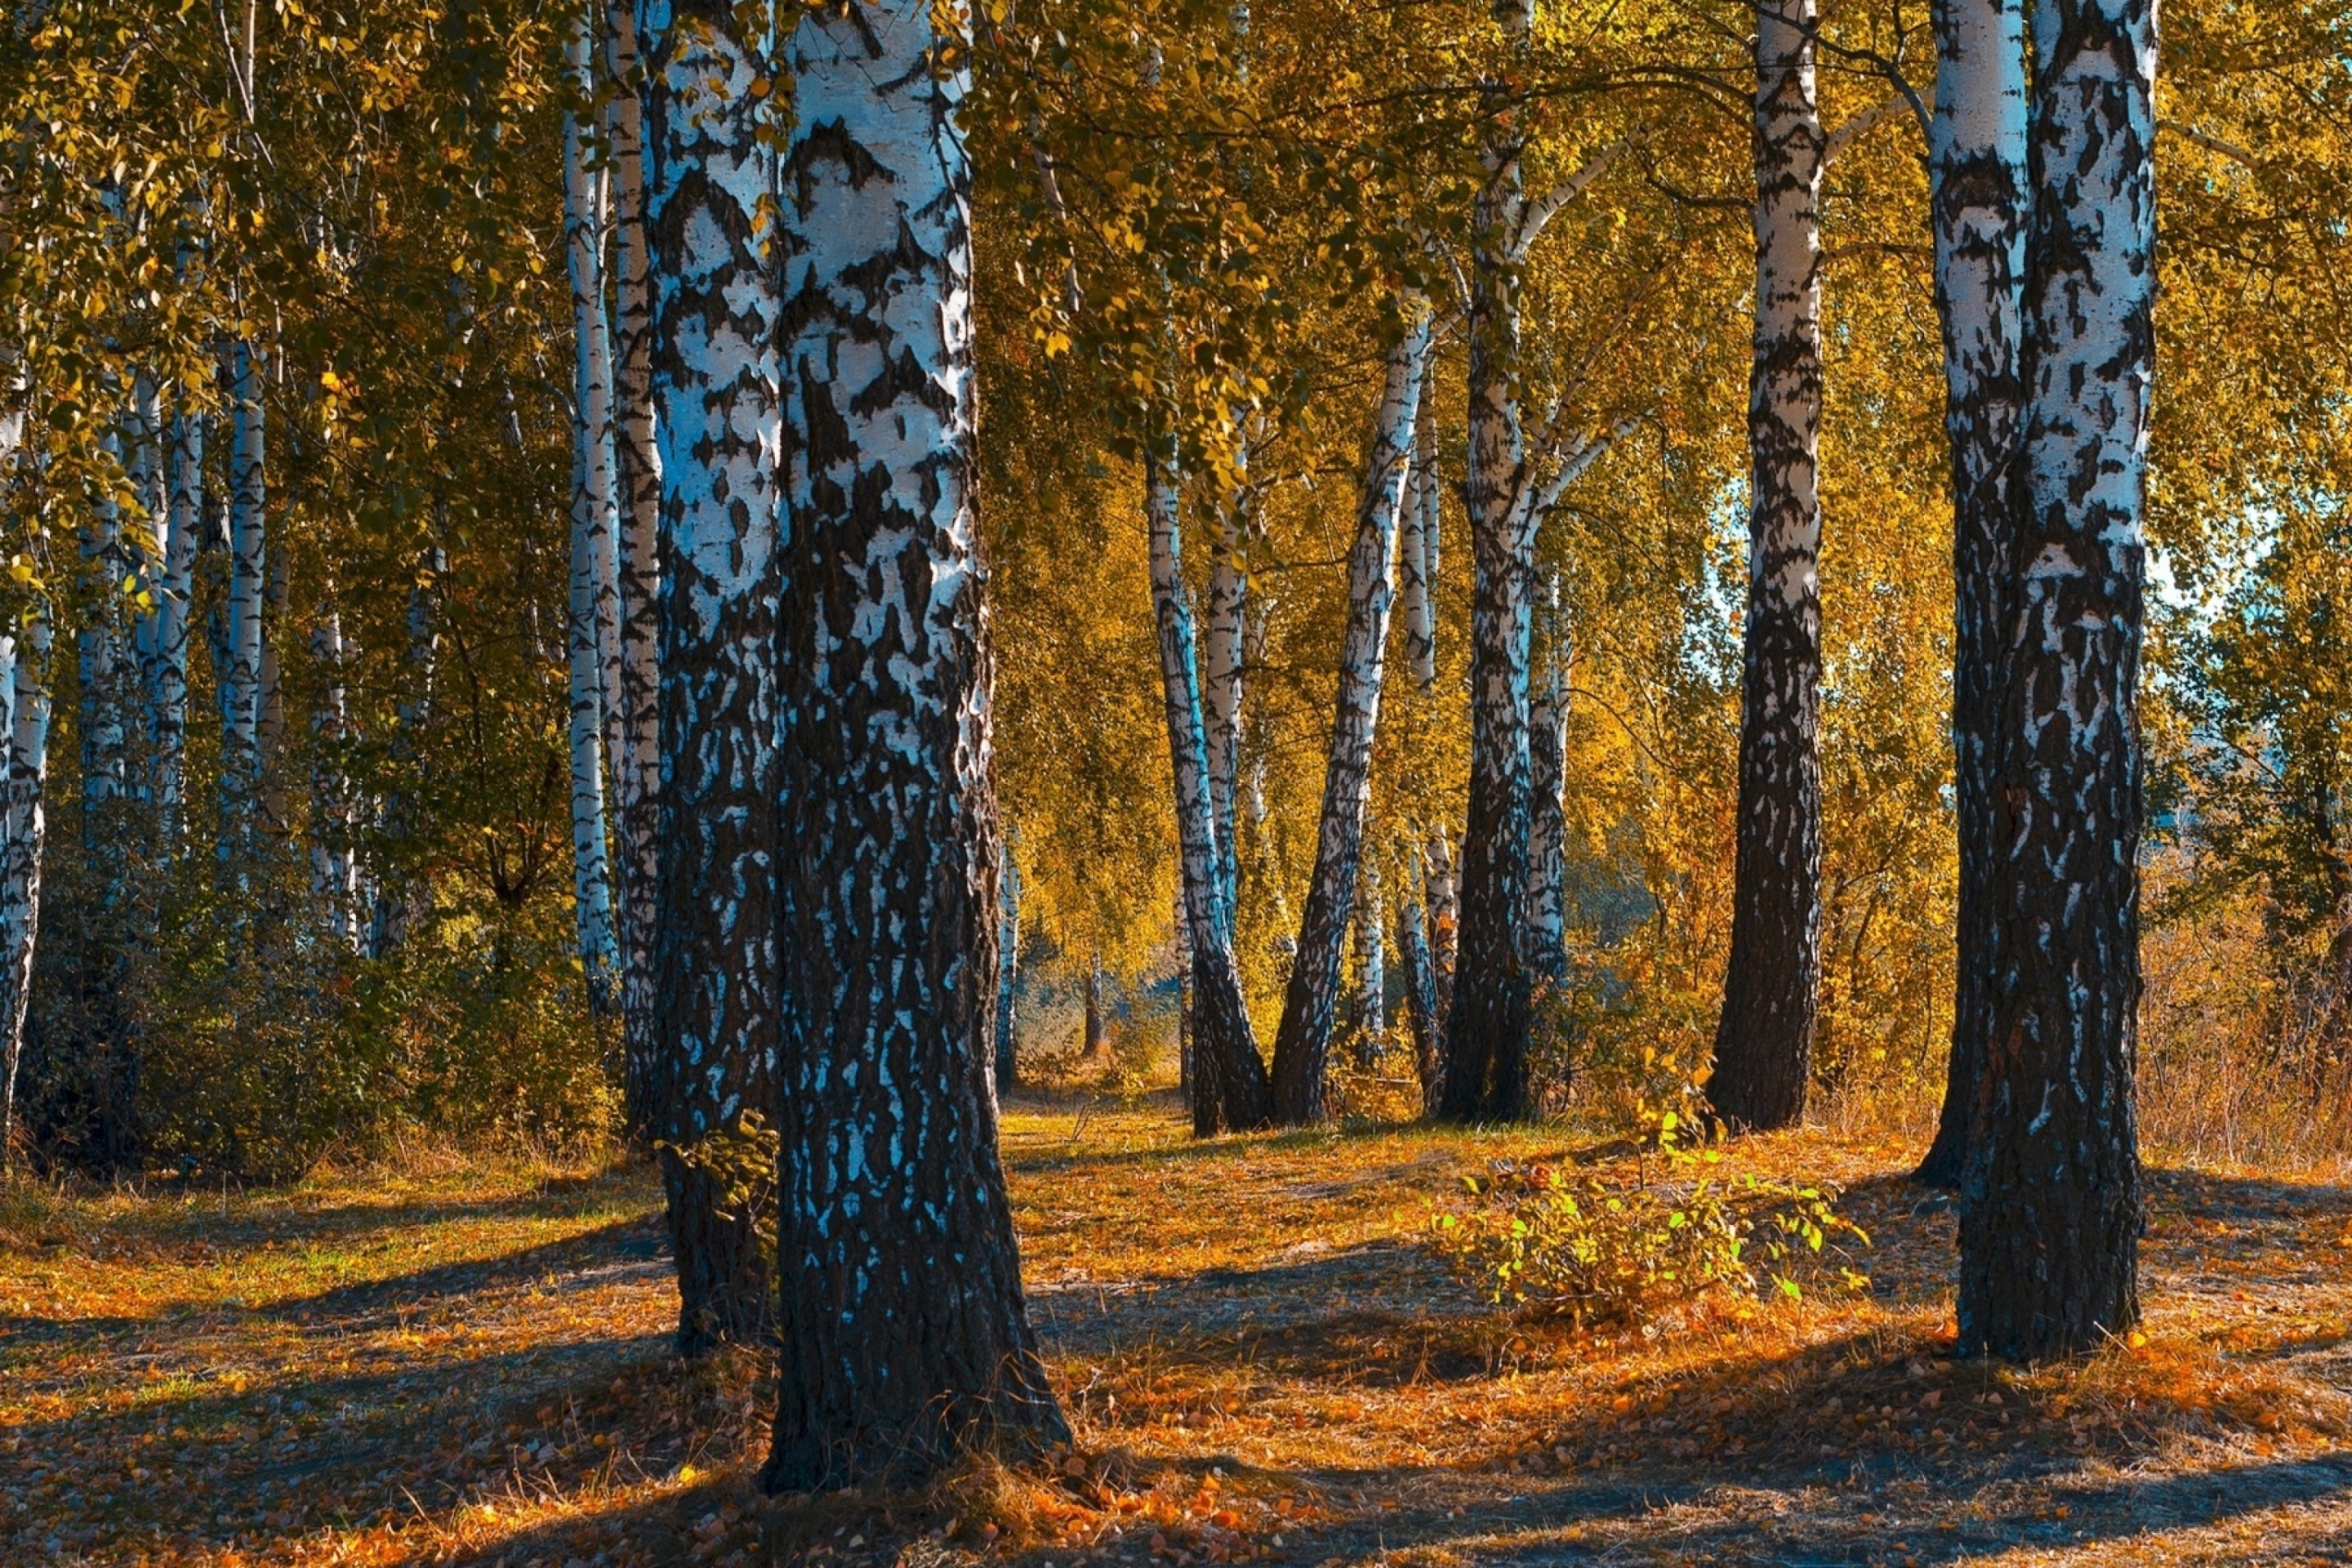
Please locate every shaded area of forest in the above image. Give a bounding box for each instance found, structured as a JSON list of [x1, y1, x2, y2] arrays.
[[8, 1098, 2351, 1566]]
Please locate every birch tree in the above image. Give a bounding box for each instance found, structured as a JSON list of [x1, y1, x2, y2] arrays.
[[1957, 0, 2154, 1357], [1913, 0, 2029, 1189], [1147, 442, 1272, 1134], [563, 4, 620, 1011], [604, 0, 665, 1140], [220, 337, 267, 878], [1523, 568, 1570, 983], [643, 0, 780, 1356], [1707, 0, 1827, 1132], [1267, 305, 1430, 1124], [0, 617, 49, 1166], [767, 0, 1068, 1486]]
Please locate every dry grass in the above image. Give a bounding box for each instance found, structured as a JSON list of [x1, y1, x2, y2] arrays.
[[7, 1095, 2352, 1566]]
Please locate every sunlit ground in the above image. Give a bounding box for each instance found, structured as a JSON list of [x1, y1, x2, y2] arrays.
[[7, 1095, 2352, 1566]]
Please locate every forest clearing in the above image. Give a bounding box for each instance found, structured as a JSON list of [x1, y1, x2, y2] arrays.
[[8, 0, 2352, 1563], [10, 1094, 2352, 1567]]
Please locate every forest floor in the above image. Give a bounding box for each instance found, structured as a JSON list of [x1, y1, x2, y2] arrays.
[[8, 1094, 2352, 1568]]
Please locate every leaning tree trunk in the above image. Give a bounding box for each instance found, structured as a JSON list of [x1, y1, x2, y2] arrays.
[[643, 0, 782, 1357], [1146, 443, 1273, 1134], [0, 615, 50, 1166], [1913, 0, 2029, 1189], [1400, 408, 1441, 693], [1440, 1, 1538, 1124], [1267, 308, 1430, 1122], [1956, 0, 2154, 1359], [1707, 0, 1827, 1134], [564, 12, 621, 1013], [766, 0, 1068, 1490], [604, 0, 665, 1141]]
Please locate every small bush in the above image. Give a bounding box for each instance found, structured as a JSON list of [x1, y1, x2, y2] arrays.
[[1430, 1139, 1869, 1326]]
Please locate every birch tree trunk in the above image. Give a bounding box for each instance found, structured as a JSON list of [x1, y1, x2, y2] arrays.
[[1400, 412, 1441, 693], [1427, 822, 1459, 1039], [308, 611, 362, 949], [1707, 0, 1827, 1133], [604, 0, 665, 1141], [149, 404, 199, 844], [767, 0, 1067, 1487], [0, 619, 50, 1166], [1440, 0, 1539, 1123], [1398, 887, 1439, 1099], [1205, 462, 1247, 911], [996, 832, 1021, 1096], [564, 10, 621, 1013], [1268, 310, 1430, 1123], [220, 338, 267, 880], [1914, 0, 2029, 1189], [1956, 0, 2154, 1358], [1147, 443, 1273, 1134], [1523, 568, 1570, 984], [644, 0, 781, 1356], [1352, 864, 1386, 1065]]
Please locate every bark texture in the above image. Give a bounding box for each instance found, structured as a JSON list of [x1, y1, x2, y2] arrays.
[[0, 619, 50, 1166], [1956, 0, 2154, 1359], [1523, 569, 1570, 984], [605, 0, 666, 1140], [220, 339, 267, 878], [996, 834, 1021, 1096], [564, 10, 622, 1013], [1915, 0, 2030, 1189], [1147, 446, 1272, 1134], [1267, 310, 1429, 1123], [644, 0, 782, 1357], [1440, 20, 1536, 1123], [1708, 0, 1827, 1134], [767, 0, 1067, 1489]]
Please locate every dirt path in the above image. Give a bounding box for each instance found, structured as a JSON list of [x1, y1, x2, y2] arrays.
[[6, 1104, 2351, 1566]]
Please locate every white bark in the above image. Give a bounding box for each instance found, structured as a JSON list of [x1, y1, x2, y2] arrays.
[[1353, 862, 1386, 1055], [149, 403, 199, 840], [0, 617, 51, 1165], [220, 338, 267, 873], [604, 0, 664, 1133], [308, 611, 363, 949], [1523, 568, 1570, 978], [1205, 457, 1248, 913], [1399, 410, 1440, 693], [565, 6, 621, 1011]]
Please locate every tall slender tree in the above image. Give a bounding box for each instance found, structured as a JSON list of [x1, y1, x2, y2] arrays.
[[1913, 0, 2029, 1189], [563, 3, 621, 1012], [1523, 568, 1570, 985], [1956, 0, 2154, 1358], [220, 337, 267, 879], [1147, 441, 1271, 1133], [643, 0, 780, 1356], [767, 0, 1068, 1487], [1707, 0, 1827, 1132], [0, 614, 50, 1165], [1268, 305, 1430, 1123], [604, 0, 666, 1138]]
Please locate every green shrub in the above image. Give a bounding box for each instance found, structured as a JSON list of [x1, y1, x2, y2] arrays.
[[1430, 1141, 1869, 1326]]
